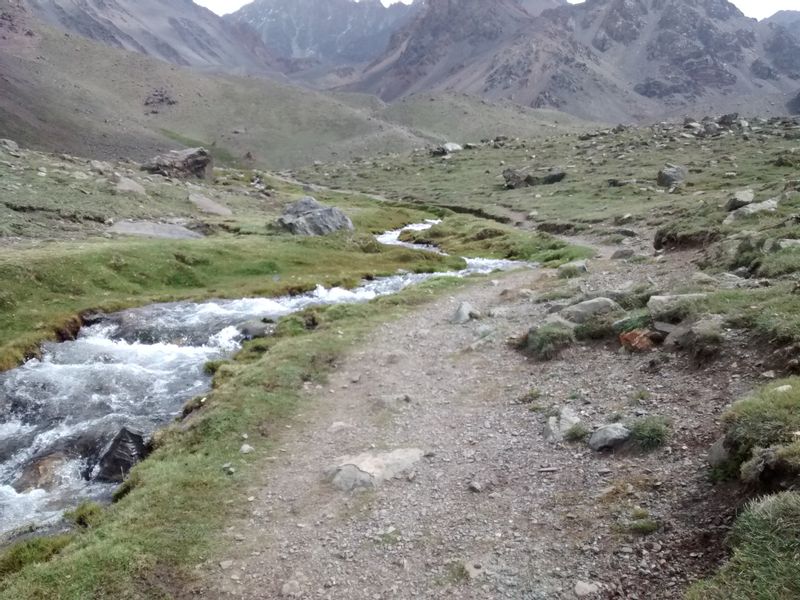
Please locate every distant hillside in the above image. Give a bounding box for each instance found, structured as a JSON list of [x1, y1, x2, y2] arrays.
[[0, 4, 587, 168], [23, 0, 282, 74]]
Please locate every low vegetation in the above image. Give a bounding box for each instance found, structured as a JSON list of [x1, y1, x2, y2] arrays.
[[687, 492, 800, 600], [517, 323, 575, 361], [629, 416, 671, 452]]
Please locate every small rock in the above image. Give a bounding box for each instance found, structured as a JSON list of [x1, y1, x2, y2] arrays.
[[657, 164, 688, 187], [452, 302, 481, 324], [560, 298, 622, 324], [574, 581, 600, 597], [725, 190, 755, 212], [589, 424, 631, 451], [240, 444, 254, 454], [0, 139, 19, 152]]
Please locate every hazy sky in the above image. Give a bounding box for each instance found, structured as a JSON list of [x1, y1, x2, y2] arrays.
[[195, 0, 798, 20]]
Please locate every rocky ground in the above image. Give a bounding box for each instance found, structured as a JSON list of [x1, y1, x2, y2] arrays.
[[193, 237, 762, 599]]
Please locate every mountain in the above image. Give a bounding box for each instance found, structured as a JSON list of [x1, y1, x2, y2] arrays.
[[0, 1, 584, 168], [765, 10, 800, 38], [22, 0, 281, 73], [227, 0, 422, 70], [349, 0, 800, 121]]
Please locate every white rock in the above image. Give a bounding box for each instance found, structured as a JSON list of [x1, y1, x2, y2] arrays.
[[114, 177, 146, 196], [240, 444, 254, 454], [574, 581, 600, 597]]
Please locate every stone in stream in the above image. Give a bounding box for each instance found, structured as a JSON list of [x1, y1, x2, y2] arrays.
[[12, 452, 71, 493], [276, 197, 354, 236], [237, 319, 276, 340], [326, 448, 424, 492], [94, 427, 148, 483]]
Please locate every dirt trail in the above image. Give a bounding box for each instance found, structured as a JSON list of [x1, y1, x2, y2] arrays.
[[196, 253, 758, 600]]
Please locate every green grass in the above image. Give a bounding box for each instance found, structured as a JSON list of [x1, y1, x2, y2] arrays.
[[0, 231, 463, 370], [564, 423, 590, 442], [628, 416, 671, 451], [398, 215, 592, 265], [687, 492, 800, 600], [0, 536, 73, 579], [0, 275, 469, 599], [518, 323, 576, 361], [721, 379, 800, 480]]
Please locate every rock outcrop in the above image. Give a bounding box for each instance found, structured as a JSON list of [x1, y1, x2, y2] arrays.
[[94, 428, 148, 483], [142, 148, 213, 180], [276, 197, 354, 236]]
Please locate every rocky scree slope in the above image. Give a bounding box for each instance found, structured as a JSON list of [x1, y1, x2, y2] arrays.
[[22, 0, 282, 74], [349, 0, 800, 122]]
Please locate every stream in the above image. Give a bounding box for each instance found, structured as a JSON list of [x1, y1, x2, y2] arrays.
[[0, 222, 526, 535]]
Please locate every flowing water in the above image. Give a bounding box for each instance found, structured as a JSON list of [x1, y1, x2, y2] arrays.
[[0, 223, 526, 534]]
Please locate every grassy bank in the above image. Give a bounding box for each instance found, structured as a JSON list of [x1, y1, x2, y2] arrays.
[[0, 231, 465, 371], [0, 275, 468, 599]]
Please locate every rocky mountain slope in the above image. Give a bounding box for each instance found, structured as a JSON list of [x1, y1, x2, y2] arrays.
[[228, 0, 421, 70], [765, 10, 800, 37], [350, 0, 800, 121], [0, 2, 585, 168], [22, 0, 281, 73]]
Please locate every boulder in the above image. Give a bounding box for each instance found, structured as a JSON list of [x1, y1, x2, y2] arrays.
[[442, 142, 463, 153], [724, 198, 779, 224], [237, 319, 276, 340], [558, 260, 588, 276], [560, 297, 622, 324], [326, 448, 423, 492], [141, 147, 213, 179], [656, 164, 688, 187], [276, 197, 354, 236], [452, 302, 481, 324], [503, 168, 566, 189], [647, 294, 707, 320], [619, 329, 656, 352], [94, 427, 148, 483], [589, 424, 631, 451], [89, 160, 113, 175], [0, 138, 19, 152], [725, 189, 755, 212], [114, 177, 146, 196]]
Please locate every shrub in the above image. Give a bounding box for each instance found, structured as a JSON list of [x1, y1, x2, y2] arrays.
[[564, 423, 590, 442], [575, 316, 616, 340], [518, 323, 575, 360], [629, 416, 671, 451]]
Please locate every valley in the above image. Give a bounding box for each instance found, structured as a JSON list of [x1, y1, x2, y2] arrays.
[[1, 0, 800, 598]]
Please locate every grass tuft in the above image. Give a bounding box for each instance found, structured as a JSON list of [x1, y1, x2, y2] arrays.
[[629, 416, 671, 451], [518, 323, 575, 361]]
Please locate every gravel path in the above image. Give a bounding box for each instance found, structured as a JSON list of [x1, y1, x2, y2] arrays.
[[196, 252, 759, 600]]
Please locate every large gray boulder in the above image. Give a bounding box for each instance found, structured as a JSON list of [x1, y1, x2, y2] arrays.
[[277, 197, 354, 236], [724, 198, 779, 225], [647, 294, 707, 320], [589, 424, 631, 451], [657, 164, 688, 187], [560, 297, 622, 324], [141, 147, 213, 179]]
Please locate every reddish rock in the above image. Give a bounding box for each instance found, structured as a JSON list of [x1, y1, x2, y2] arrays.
[[620, 329, 656, 352]]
